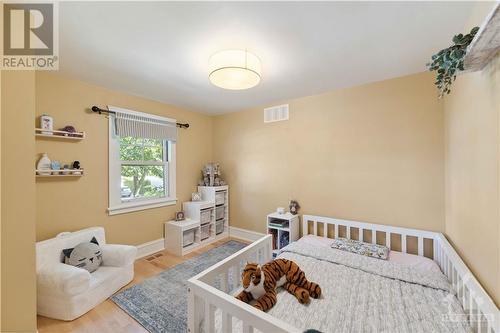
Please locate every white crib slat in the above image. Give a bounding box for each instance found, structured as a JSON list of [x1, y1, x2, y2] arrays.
[[402, 234, 407, 253], [469, 297, 475, 327], [346, 227, 351, 239], [237, 264, 243, 288], [242, 322, 253, 333], [323, 223, 327, 238], [360, 229, 364, 242], [371, 230, 376, 244], [221, 310, 232, 333], [264, 246, 271, 262], [432, 239, 437, 260], [204, 303, 215, 333], [220, 273, 227, 293], [386, 232, 391, 248], [313, 221, 317, 236], [334, 224, 338, 238], [418, 237, 424, 256]]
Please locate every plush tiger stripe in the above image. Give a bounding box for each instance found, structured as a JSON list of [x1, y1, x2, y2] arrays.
[[235, 258, 322, 312], [254, 289, 277, 311]]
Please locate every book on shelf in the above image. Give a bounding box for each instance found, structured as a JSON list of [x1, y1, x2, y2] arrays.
[[279, 232, 290, 249], [268, 219, 289, 228], [268, 228, 278, 250]]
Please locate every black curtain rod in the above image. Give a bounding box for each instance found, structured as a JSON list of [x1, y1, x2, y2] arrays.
[[91, 106, 189, 129]]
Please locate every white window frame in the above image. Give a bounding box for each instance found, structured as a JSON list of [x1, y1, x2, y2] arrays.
[[107, 106, 176, 215]]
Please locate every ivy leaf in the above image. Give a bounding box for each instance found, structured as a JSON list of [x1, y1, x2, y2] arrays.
[[427, 26, 478, 98]]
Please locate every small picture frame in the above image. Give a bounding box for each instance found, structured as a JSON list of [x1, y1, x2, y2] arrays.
[[175, 211, 185, 221], [191, 192, 202, 201]]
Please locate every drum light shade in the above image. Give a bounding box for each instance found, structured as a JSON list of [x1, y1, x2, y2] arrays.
[[209, 50, 261, 90]]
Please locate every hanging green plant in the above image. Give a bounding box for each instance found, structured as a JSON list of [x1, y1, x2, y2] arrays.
[[427, 26, 479, 98]]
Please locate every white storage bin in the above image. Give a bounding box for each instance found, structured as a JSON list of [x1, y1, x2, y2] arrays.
[[201, 224, 211, 240], [215, 206, 225, 220], [216, 219, 224, 235], [183, 229, 195, 247], [200, 208, 212, 225], [215, 191, 226, 206]]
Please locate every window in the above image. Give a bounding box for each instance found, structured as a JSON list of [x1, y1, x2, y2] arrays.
[[108, 106, 176, 215]]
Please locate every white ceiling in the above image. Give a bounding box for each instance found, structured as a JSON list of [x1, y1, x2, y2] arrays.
[[59, 2, 477, 114]]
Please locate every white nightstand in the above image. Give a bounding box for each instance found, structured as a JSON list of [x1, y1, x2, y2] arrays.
[[267, 212, 300, 258]]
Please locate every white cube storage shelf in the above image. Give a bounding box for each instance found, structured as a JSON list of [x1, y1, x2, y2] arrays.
[[267, 212, 300, 258], [165, 186, 229, 256], [183, 229, 195, 246], [199, 185, 229, 238], [165, 219, 201, 256]]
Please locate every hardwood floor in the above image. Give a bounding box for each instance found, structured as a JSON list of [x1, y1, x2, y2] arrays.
[[37, 237, 248, 333]]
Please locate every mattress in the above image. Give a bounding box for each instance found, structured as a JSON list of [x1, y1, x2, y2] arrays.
[[211, 237, 470, 333]]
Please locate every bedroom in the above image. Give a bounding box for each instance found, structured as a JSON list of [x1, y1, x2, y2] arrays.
[[0, 1, 499, 333]]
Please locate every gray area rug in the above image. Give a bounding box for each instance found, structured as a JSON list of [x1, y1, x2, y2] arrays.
[[111, 240, 247, 333]]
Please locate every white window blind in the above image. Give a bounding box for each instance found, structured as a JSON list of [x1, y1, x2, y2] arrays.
[[112, 107, 177, 142]]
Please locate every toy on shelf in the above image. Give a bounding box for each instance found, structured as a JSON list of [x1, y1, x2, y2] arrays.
[[198, 163, 226, 187], [289, 200, 300, 215]]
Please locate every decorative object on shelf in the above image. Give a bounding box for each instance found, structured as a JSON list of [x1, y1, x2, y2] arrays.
[[51, 161, 61, 175], [199, 163, 226, 186], [175, 211, 185, 221], [289, 200, 300, 215], [59, 125, 79, 137], [37, 153, 52, 175], [427, 26, 479, 98], [72, 161, 82, 175], [62, 164, 70, 175], [191, 192, 202, 201], [40, 114, 54, 135], [276, 207, 285, 215]]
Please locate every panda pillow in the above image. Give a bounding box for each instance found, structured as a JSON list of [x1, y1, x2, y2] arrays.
[[62, 237, 103, 273]]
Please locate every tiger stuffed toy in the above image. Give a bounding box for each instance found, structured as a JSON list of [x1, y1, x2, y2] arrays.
[[235, 258, 321, 312]]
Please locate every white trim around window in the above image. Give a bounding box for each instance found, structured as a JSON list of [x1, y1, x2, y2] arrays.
[[107, 106, 177, 215]]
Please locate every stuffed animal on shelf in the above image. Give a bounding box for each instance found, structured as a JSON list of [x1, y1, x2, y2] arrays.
[[235, 259, 321, 312], [289, 200, 300, 215], [198, 163, 226, 186]]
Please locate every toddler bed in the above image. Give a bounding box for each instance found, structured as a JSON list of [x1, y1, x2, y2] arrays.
[[188, 215, 499, 333]]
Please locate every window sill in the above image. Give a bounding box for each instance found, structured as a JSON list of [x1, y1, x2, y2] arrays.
[[108, 197, 177, 215]]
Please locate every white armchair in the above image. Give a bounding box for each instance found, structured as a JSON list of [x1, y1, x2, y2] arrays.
[[36, 227, 137, 321]]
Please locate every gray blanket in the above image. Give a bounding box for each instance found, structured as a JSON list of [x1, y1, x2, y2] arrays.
[[213, 242, 470, 333]]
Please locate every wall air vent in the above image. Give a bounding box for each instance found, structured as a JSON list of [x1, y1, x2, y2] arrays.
[[264, 104, 289, 123]]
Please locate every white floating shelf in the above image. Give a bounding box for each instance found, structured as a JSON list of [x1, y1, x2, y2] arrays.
[[35, 128, 85, 140], [464, 4, 500, 71], [35, 169, 84, 178]]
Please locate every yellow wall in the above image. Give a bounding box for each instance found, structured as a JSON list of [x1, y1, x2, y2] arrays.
[[444, 54, 500, 306], [214, 72, 445, 234], [1, 71, 37, 332], [35, 72, 213, 245]]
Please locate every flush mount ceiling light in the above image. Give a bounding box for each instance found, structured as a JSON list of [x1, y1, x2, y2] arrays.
[[209, 50, 261, 90]]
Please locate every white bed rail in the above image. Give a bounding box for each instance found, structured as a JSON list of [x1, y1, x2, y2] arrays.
[[303, 214, 438, 257], [188, 215, 498, 333], [187, 235, 301, 333]]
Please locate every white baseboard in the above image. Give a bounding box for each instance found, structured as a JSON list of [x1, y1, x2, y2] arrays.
[[229, 226, 266, 242], [136, 238, 165, 259], [136, 227, 263, 259]]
